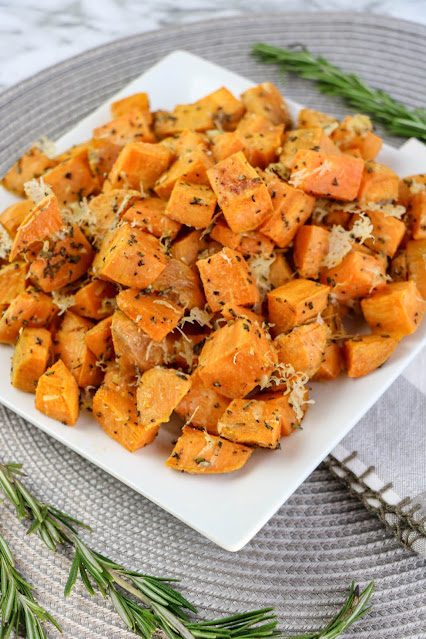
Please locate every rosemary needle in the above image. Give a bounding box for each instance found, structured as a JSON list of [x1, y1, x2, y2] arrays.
[[252, 43, 426, 142]]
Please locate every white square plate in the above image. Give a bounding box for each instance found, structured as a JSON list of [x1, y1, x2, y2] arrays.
[[1, 50, 426, 551]]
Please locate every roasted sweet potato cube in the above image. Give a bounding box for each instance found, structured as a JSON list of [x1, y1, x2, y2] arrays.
[[212, 131, 246, 163], [85, 316, 114, 361], [154, 104, 215, 137], [236, 114, 284, 168], [259, 172, 315, 248], [137, 367, 191, 429], [350, 209, 405, 258], [196, 87, 245, 131], [93, 385, 158, 451], [198, 318, 277, 398], [357, 161, 399, 203], [197, 247, 259, 312], [71, 280, 117, 320], [0, 200, 33, 237], [10, 194, 65, 262], [311, 342, 343, 381], [210, 221, 274, 258], [293, 225, 330, 279], [398, 174, 426, 208], [111, 92, 151, 122], [174, 369, 227, 435], [93, 111, 155, 146], [290, 149, 364, 201], [241, 82, 291, 127], [320, 251, 387, 303], [298, 109, 338, 131], [2, 146, 57, 196], [54, 311, 103, 388], [217, 397, 281, 448], [11, 328, 52, 393], [331, 116, 382, 161], [406, 239, 426, 298], [35, 359, 79, 426], [85, 189, 138, 241], [253, 391, 304, 436], [121, 197, 181, 240], [269, 254, 293, 288], [220, 303, 263, 326], [30, 225, 94, 292], [171, 230, 207, 268], [390, 250, 408, 283], [274, 322, 328, 378], [343, 334, 398, 377], [207, 152, 273, 233], [280, 128, 339, 169], [116, 288, 184, 342], [104, 142, 171, 192], [155, 145, 213, 200], [267, 279, 330, 335], [0, 289, 58, 344], [0, 262, 28, 309], [165, 181, 217, 229], [87, 137, 122, 187], [43, 149, 99, 205], [166, 426, 252, 474], [407, 190, 426, 240], [150, 258, 205, 310], [93, 223, 168, 288], [361, 280, 425, 337]]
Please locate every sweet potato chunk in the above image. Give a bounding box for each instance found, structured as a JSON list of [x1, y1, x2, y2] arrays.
[[217, 397, 281, 448], [87, 137, 122, 187], [85, 316, 114, 361], [137, 367, 191, 429], [355, 209, 406, 258], [121, 197, 181, 240], [280, 127, 339, 169], [361, 280, 425, 337], [0, 200, 33, 237], [331, 116, 382, 161], [155, 144, 213, 200], [150, 258, 205, 310], [207, 152, 273, 233], [320, 251, 387, 303], [71, 280, 117, 320], [269, 254, 293, 288], [298, 109, 338, 131], [212, 131, 245, 163], [406, 239, 426, 298], [274, 322, 328, 378], [165, 181, 217, 229], [407, 191, 426, 240], [220, 303, 263, 326], [0, 262, 28, 309], [2, 147, 57, 196], [267, 279, 330, 334], [85, 190, 138, 240], [11, 328, 52, 392], [154, 104, 214, 137], [35, 359, 79, 426], [357, 161, 399, 203], [166, 426, 252, 474], [10, 194, 65, 262], [241, 82, 291, 127], [198, 318, 277, 398], [290, 149, 364, 201], [343, 334, 398, 377], [111, 93, 151, 121], [311, 342, 343, 381], [174, 369, 228, 435], [171, 230, 207, 268], [116, 288, 184, 342], [293, 225, 330, 279], [390, 250, 408, 283], [43, 149, 99, 205], [0, 289, 58, 344], [210, 221, 274, 257], [104, 142, 171, 192], [197, 247, 259, 312], [196, 87, 245, 131], [93, 223, 168, 288], [236, 113, 284, 168], [93, 111, 155, 146]]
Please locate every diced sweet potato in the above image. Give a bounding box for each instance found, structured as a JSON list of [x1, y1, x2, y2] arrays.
[[93, 385, 158, 452], [121, 197, 181, 240], [85, 316, 114, 361], [253, 391, 303, 436], [280, 128, 339, 169], [154, 104, 214, 137], [111, 93, 151, 122], [43, 149, 99, 205], [54, 311, 103, 388], [267, 279, 330, 334], [406, 239, 426, 298], [87, 137, 122, 187], [274, 322, 328, 378], [93, 111, 155, 146], [357, 161, 399, 203], [93, 223, 168, 288], [197, 247, 259, 312], [196, 87, 245, 131], [236, 113, 284, 168], [171, 230, 207, 268], [116, 288, 184, 342], [331, 116, 382, 161], [35, 359, 79, 426], [71, 280, 117, 320], [407, 190, 426, 240], [2, 146, 57, 196], [11, 328, 52, 392], [104, 142, 171, 192], [166, 426, 252, 474], [398, 174, 426, 208], [0, 289, 58, 344], [221, 303, 263, 326], [137, 367, 191, 429], [10, 194, 65, 262], [298, 109, 338, 131], [320, 251, 387, 303], [207, 152, 273, 233], [0, 200, 33, 237], [165, 181, 217, 229], [85, 189, 138, 240], [390, 250, 408, 282], [217, 397, 281, 448], [293, 225, 330, 279], [311, 342, 343, 381], [212, 132, 246, 163], [269, 254, 293, 288], [290, 149, 364, 201], [155, 144, 213, 200], [353, 209, 406, 258], [343, 334, 398, 377], [210, 221, 274, 257], [174, 369, 228, 435], [198, 318, 277, 398], [0, 262, 28, 309], [361, 280, 425, 337], [150, 258, 205, 310], [241, 82, 291, 127]]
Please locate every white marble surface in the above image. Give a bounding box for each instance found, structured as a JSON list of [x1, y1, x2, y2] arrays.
[[1, 0, 426, 92]]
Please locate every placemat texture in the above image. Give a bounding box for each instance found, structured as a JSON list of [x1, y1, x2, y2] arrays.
[[0, 11, 425, 638]]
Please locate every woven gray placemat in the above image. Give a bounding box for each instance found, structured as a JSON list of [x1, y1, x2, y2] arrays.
[[0, 12, 426, 638]]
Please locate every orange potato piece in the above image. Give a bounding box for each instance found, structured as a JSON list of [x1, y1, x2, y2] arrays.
[[85, 316, 114, 361], [217, 397, 281, 448], [111, 92, 151, 122], [254, 391, 305, 436], [274, 322, 328, 378], [212, 131, 246, 163], [104, 142, 171, 192], [43, 149, 99, 205], [116, 288, 184, 342], [154, 103, 215, 138], [166, 426, 252, 474], [137, 367, 191, 429], [407, 190, 426, 240], [0, 200, 33, 237], [311, 341, 343, 381], [174, 369, 228, 435], [267, 279, 330, 335], [197, 247, 259, 312], [93, 223, 168, 288], [361, 280, 425, 337], [331, 116, 382, 161], [171, 229, 207, 268], [343, 334, 398, 377], [241, 82, 291, 127], [298, 109, 338, 131], [11, 328, 52, 393], [207, 152, 273, 233], [35, 359, 79, 426], [269, 254, 293, 288], [221, 302, 263, 326], [354, 209, 406, 258], [280, 127, 339, 169], [406, 239, 426, 298], [196, 87, 245, 131], [87, 137, 122, 187], [210, 221, 274, 257], [155, 143, 213, 200], [93, 111, 155, 146], [357, 161, 399, 203], [10, 194, 65, 262], [389, 250, 408, 283], [293, 225, 330, 279], [165, 181, 217, 229], [85, 189, 138, 240], [398, 174, 426, 208], [0, 289, 58, 344], [290, 149, 364, 201], [150, 258, 205, 311], [2, 146, 57, 196], [0, 262, 28, 309], [93, 385, 158, 452], [121, 197, 181, 240], [236, 113, 284, 168], [71, 280, 117, 320], [198, 318, 277, 398], [320, 251, 387, 303]]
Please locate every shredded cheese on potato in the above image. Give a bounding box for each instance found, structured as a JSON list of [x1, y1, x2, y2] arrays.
[[24, 177, 53, 204], [34, 136, 57, 159], [180, 307, 214, 329], [51, 290, 75, 315], [0, 224, 12, 259], [289, 159, 333, 188], [323, 214, 373, 268], [248, 255, 275, 301]]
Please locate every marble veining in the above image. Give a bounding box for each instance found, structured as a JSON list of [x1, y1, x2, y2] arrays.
[[0, 0, 425, 92]]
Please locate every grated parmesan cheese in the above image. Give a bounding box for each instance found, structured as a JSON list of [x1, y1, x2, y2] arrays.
[[261, 362, 314, 420], [323, 214, 373, 269], [342, 200, 406, 220], [344, 114, 373, 137], [289, 159, 333, 189], [51, 290, 75, 315], [0, 224, 12, 260], [409, 180, 426, 195], [247, 255, 276, 301], [153, 299, 179, 312], [180, 307, 214, 329], [24, 177, 53, 204], [34, 135, 57, 159]]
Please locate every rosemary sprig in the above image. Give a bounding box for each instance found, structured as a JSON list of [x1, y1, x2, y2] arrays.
[[0, 530, 61, 639], [252, 43, 426, 141], [0, 462, 280, 639]]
